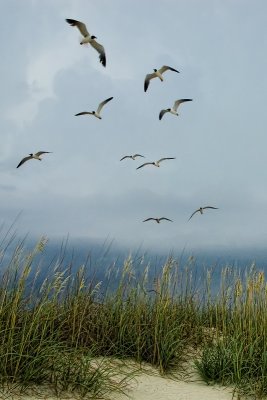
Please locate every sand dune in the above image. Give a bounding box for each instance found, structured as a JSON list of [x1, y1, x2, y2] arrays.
[[114, 371, 234, 400], [5, 364, 235, 400]]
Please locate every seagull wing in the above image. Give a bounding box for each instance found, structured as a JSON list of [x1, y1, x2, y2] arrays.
[[157, 157, 176, 164], [203, 206, 219, 210], [173, 99, 193, 111], [120, 156, 130, 161], [188, 209, 200, 221], [133, 154, 145, 158], [65, 19, 90, 37], [16, 156, 32, 168], [75, 112, 94, 116], [159, 217, 173, 222], [90, 39, 106, 67], [158, 65, 179, 74], [35, 151, 51, 156], [97, 97, 113, 114], [136, 162, 153, 170], [143, 218, 156, 222], [144, 73, 157, 92], [159, 109, 168, 120]]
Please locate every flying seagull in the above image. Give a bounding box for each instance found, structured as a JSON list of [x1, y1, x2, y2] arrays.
[[16, 152, 52, 168], [75, 97, 113, 119], [159, 99, 192, 120], [66, 18, 106, 67], [120, 154, 145, 161], [144, 65, 179, 92], [188, 206, 219, 221], [143, 217, 173, 223], [137, 157, 175, 170]]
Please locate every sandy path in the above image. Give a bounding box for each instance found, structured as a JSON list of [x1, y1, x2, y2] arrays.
[[114, 372, 234, 400], [5, 364, 235, 400]]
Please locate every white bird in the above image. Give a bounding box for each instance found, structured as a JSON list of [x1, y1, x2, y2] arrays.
[[120, 154, 145, 161], [66, 19, 106, 67], [144, 66, 179, 92], [137, 157, 175, 170], [159, 99, 192, 120], [188, 206, 219, 221], [143, 217, 173, 223], [16, 152, 52, 168], [75, 97, 113, 119]]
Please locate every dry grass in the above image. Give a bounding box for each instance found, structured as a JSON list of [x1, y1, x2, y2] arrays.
[[0, 233, 266, 398]]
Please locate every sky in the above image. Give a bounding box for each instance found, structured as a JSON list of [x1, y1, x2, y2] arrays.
[[1, 0, 267, 256]]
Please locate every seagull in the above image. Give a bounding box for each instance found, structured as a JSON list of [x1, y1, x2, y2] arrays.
[[144, 66, 179, 92], [137, 157, 175, 170], [159, 99, 192, 120], [120, 154, 145, 161], [75, 97, 113, 119], [143, 217, 173, 223], [66, 19, 106, 67], [188, 206, 219, 221], [16, 152, 52, 168]]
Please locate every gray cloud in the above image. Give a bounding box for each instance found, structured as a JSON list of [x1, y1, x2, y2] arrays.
[[0, 0, 267, 255]]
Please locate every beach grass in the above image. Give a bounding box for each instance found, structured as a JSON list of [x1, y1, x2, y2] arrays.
[[195, 266, 267, 399], [0, 234, 266, 398]]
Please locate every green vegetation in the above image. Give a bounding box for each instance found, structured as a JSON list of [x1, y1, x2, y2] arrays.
[[0, 234, 267, 398], [196, 266, 267, 399]]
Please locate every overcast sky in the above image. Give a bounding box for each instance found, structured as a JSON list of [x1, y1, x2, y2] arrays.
[[1, 0, 267, 255]]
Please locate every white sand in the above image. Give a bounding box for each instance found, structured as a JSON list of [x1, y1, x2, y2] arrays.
[[114, 372, 234, 400], [4, 365, 235, 400]]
